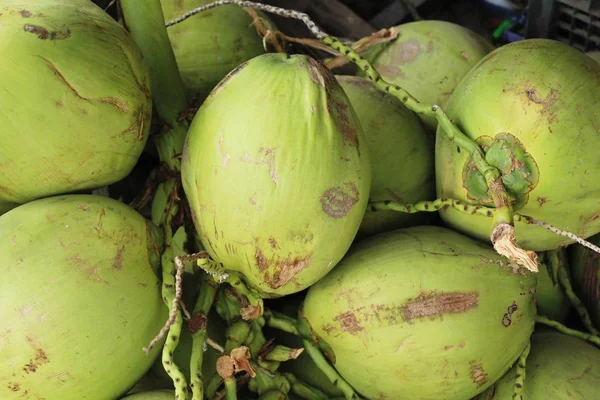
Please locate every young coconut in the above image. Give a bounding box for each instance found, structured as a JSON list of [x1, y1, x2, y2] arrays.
[[358, 20, 494, 130], [181, 53, 371, 298], [300, 225, 537, 400], [159, 0, 279, 103], [335, 75, 435, 238], [474, 330, 600, 399], [0, 0, 152, 205], [0, 195, 167, 400], [436, 39, 600, 253]]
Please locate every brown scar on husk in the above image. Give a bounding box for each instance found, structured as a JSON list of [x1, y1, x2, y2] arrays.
[[8, 382, 20, 392], [393, 38, 423, 65], [208, 61, 249, 98], [20, 10, 32, 18], [23, 347, 49, 374], [112, 247, 124, 270], [401, 291, 478, 321], [23, 24, 70, 40], [320, 182, 359, 219], [469, 361, 488, 387], [38, 56, 129, 113], [334, 311, 363, 334]]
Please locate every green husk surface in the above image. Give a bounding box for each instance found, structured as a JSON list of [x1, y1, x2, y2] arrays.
[[181, 53, 371, 298], [0, 195, 166, 400], [301, 225, 537, 400], [0, 0, 152, 205]]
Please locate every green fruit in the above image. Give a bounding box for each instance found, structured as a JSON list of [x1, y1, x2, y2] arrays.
[[121, 390, 174, 399], [0, 195, 166, 400], [336, 75, 435, 238], [0, 0, 152, 205], [300, 225, 537, 400], [359, 20, 494, 129], [181, 53, 371, 298], [436, 39, 600, 252], [160, 0, 275, 102], [569, 233, 600, 330], [535, 258, 571, 322], [474, 330, 600, 399]]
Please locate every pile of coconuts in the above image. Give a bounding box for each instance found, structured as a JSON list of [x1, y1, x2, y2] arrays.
[[2, 0, 600, 399]]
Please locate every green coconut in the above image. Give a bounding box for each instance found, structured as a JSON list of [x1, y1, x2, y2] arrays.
[[335, 75, 435, 238], [160, 0, 276, 103], [0, 0, 152, 205], [0, 195, 167, 400], [569, 233, 600, 330], [436, 39, 600, 252], [300, 225, 537, 400], [121, 390, 174, 400], [474, 330, 600, 399], [181, 53, 371, 298], [359, 20, 494, 130]]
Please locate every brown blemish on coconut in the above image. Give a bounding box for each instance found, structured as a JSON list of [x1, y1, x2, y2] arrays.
[[469, 361, 488, 387], [254, 247, 312, 289], [394, 38, 423, 65], [268, 237, 278, 249], [20, 10, 32, 18], [502, 301, 519, 327], [255, 248, 269, 271], [401, 291, 478, 321], [537, 197, 547, 206], [23, 348, 49, 374], [23, 24, 71, 40], [334, 311, 363, 334], [320, 182, 360, 219], [329, 98, 360, 153], [8, 382, 20, 391], [112, 247, 124, 270], [306, 57, 335, 88], [208, 61, 249, 98], [39, 56, 129, 114]]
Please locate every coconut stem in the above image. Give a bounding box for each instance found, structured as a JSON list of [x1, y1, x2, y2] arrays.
[[189, 273, 219, 400], [549, 249, 600, 335], [262, 345, 304, 362], [263, 309, 300, 336], [301, 339, 359, 399], [224, 378, 238, 400], [283, 373, 330, 400], [536, 315, 600, 348], [512, 341, 531, 400]]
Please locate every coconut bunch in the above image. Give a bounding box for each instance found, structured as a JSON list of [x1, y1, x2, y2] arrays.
[[3, 1, 600, 400]]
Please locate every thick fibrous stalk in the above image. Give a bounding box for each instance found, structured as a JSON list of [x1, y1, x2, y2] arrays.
[[512, 341, 531, 400]]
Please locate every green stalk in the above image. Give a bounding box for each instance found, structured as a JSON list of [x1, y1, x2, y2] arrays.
[[224, 378, 238, 400], [369, 198, 496, 218], [119, 2, 193, 398], [551, 250, 600, 335], [301, 340, 358, 399], [263, 309, 300, 335], [512, 341, 531, 400], [189, 273, 219, 400], [536, 315, 600, 347], [283, 373, 330, 400]]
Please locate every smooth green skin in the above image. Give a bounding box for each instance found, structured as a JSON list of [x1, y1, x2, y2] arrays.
[[181, 53, 371, 298], [359, 20, 494, 130], [0, 0, 152, 204], [0, 195, 167, 400], [301, 225, 537, 400], [121, 390, 174, 400], [160, 0, 273, 103], [436, 39, 600, 251], [474, 330, 600, 399], [569, 233, 600, 330], [336, 75, 435, 239], [535, 262, 571, 323]]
